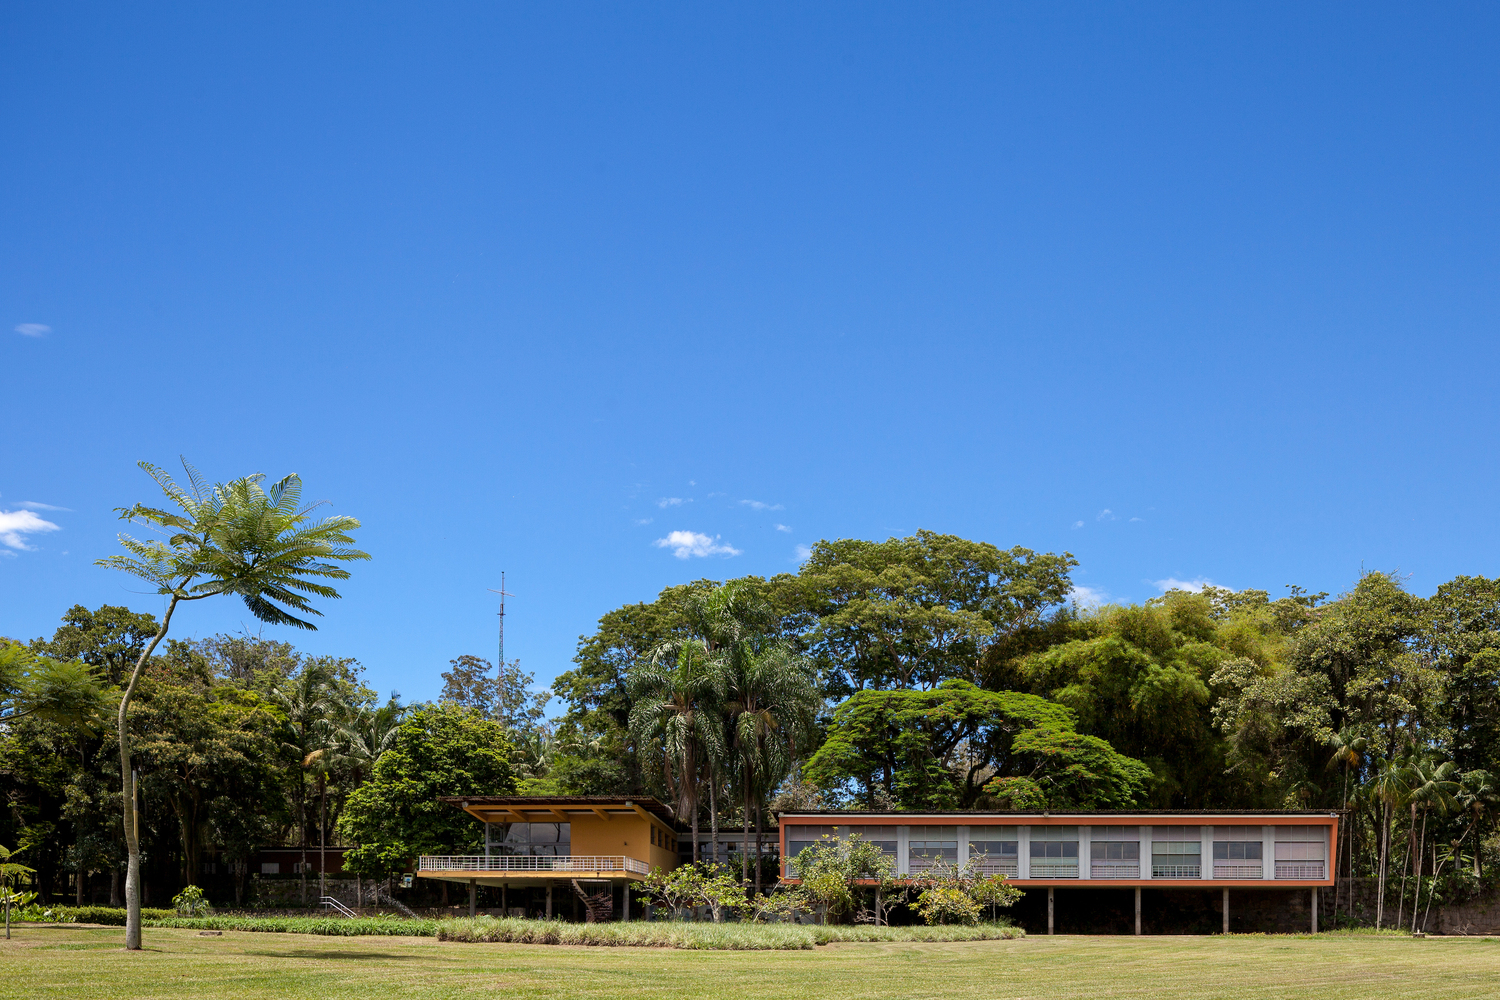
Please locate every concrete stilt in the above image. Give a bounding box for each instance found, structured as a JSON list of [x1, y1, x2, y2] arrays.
[[1047, 887, 1054, 935], [546, 885, 553, 919], [624, 883, 630, 921], [1222, 888, 1229, 934], [1311, 888, 1318, 934], [501, 883, 507, 915], [1134, 887, 1141, 936], [468, 879, 476, 918]]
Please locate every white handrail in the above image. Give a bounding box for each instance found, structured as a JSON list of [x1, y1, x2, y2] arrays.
[[419, 855, 650, 875], [320, 895, 357, 917]]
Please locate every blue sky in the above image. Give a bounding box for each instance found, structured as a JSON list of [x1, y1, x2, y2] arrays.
[[4, 3, 1499, 707]]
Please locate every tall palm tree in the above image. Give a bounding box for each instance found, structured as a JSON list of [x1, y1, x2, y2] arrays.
[[273, 662, 338, 909], [1454, 769, 1499, 877], [1369, 758, 1413, 929], [1325, 730, 1368, 918], [629, 640, 725, 863], [98, 460, 367, 948], [723, 643, 820, 893], [1403, 758, 1458, 933]]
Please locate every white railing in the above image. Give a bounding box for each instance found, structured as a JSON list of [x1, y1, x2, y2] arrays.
[[1090, 864, 1140, 879], [1275, 862, 1325, 880], [1030, 862, 1079, 879], [1152, 864, 1202, 879], [1213, 865, 1263, 879], [419, 855, 650, 875], [972, 860, 1019, 877], [319, 895, 357, 917]]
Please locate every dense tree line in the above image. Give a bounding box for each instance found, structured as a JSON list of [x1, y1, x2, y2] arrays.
[[7, 526, 1500, 931]]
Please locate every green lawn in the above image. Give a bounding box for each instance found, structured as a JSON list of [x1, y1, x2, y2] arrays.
[[6, 924, 1499, 1000]]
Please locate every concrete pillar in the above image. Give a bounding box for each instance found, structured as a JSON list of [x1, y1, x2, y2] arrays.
[[1222, 888, 1229, 934], [1047, 887, 1054, 935], [1262, 826, 1275, 881], [546, 884, 553, 919], [957, 826, 970, 868], [1201, 825, 1213, 881], [1080, 825, 1092, 878], [501, 884, 507, 915], [1141, 825, 1153, 880], [1311, 888, 1318, 934], [897, 826, 910, 876], [1135, 887, 1141, 936], [1019, 826, 1031, 879], [624, 883, 630, 921], [469, 879, 476, 918]]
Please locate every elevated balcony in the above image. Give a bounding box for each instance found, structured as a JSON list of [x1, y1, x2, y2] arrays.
[[1213, 864, 1263, 879], [418, 855, 651, 877], [1090, 863, 1140, 879]]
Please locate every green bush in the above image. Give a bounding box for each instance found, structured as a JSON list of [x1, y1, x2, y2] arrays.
[[436, 916, 1024, 949], [144, 915, 439, 936], [14, 905, 175, 925]]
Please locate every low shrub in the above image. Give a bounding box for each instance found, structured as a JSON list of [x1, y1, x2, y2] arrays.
[[436, 916, 1025, 949], [143, 915, 439, 936], [13, 905, 175, 925], [437, 917, 816, 950]]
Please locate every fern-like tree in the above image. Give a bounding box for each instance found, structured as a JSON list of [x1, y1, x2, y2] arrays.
[[98, 460, 367, 949]]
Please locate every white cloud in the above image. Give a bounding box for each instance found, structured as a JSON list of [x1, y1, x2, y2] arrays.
[[740, 499, 784, 511], [1153, 577, 1217, 594], [1070, 585, 1108, 609], [0, 509, 61, 550], [654, 531, 741, 559], [657, 497, 689, 508], [1129, 517, 1143, 523], [1072, 520, 1084, 529], [1096, 509, 1116, 521], [633, 517, 654, 526], [774, 523, 792, 533], [19, 500, 71, 512], [14, 323, 50, 337], [794, 544, 813, 563]]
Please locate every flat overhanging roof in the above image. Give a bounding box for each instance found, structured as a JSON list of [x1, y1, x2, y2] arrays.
[[438, 796, 680, 827]]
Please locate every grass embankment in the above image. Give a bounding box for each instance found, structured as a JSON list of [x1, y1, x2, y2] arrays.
[[131, 914, 1021, 949], [433, 916, 1022, 948], [9, 925, 1500, 1000]]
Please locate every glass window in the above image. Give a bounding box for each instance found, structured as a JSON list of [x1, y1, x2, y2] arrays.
[[1032, 841, 1079, 859], [1213, 842, 1263, 861], [495, 822, 571, 856], [1094, 842, 1140, 861], [1151, 841, 1201, 857], [969, 840, 1019, 858]]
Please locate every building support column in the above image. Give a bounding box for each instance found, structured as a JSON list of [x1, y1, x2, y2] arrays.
[[501, 884, 507, 915], [546, 884, 553, 919], [1222, 888, 1229, 934], [624, 883, 630, 921], [1311, 888, 1318, 934], [1047, 887, 1054, 935], [1134, 887, 1141, 936], [469, 879, 476, 918]]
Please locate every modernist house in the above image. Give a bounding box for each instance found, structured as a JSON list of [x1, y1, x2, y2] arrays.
[[780, 810, 1339, 933], [417, 796, 682, 918], [416, 796, 1338, 933]]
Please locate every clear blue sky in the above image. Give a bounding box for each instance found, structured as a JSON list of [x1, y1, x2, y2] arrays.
[[4, 3, 1499, 707]]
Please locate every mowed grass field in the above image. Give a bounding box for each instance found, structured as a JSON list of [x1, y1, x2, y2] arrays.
[[6, 925, 1500, 1000]]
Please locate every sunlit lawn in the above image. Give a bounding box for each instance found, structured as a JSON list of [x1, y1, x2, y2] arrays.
[[8, 924, 1500, 1000]]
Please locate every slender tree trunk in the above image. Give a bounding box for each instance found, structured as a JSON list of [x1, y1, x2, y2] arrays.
[[319, 776, 327, 904], [1376, 801, 1390, 928], [754, 801, 764, 896], [742, 765, 752, 885], [299, 762, 308, 911], [1397, 804, 1415, 931], [1411, 809, 1428, 934], [709, 772, 719, 868], [119, 595, 180, 951]]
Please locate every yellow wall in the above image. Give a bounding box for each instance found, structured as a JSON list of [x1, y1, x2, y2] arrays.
[[563, 814, 680, 871]]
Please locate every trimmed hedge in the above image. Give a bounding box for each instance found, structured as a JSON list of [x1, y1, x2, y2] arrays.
[[15, 906, 175, 925]]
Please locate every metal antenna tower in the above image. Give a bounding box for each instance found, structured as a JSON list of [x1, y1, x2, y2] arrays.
[[487, 574, 514, 722]]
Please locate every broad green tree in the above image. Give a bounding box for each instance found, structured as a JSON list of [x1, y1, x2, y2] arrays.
[[806, 679, 1149, 810], [338, 707, 517, 879], [98, 460, 366, 949]]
